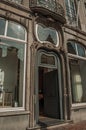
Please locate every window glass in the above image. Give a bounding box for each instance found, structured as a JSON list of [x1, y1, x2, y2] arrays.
[[41, 54, 55, 65], [7, 21, 25, 40], [70, 59, 86, 103], [67, 42, 76, 54], [36, 24, 58, 46], [0, 39, 25, 107], [0, 18, 6, 35], [77, 44, 85, 57], [67, 41, 86, 58]]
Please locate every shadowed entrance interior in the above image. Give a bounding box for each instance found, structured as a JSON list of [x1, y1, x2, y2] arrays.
[[38, 67, 60, 119]]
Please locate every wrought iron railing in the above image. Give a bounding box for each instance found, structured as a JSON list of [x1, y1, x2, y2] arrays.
[[30, 0, 65, 18]]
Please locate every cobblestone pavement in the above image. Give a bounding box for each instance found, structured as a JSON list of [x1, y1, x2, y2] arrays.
[[41, 121, 86, 130], [47, 121, 86, 130]]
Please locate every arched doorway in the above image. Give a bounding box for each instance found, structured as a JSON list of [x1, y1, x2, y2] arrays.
[[35, 50, 63, 124]]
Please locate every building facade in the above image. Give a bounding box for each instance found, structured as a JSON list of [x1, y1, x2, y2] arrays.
[[0, 0, 86, 130]]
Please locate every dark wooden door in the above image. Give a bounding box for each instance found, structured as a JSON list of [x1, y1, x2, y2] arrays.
[[43, 70, 60, 119]]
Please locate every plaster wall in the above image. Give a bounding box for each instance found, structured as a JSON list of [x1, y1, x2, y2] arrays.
[[0, 114, 29, 130]]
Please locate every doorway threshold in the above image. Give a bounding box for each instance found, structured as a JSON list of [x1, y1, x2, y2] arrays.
[[38, 116, 66, 128], [27, 118, 71, 130]]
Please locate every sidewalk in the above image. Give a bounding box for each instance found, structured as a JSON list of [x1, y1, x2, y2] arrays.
[[47, 121, 86, 130]]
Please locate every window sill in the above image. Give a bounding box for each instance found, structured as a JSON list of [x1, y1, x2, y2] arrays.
[[68, 53, 86, 60], [72, 103, 86, 110], [0, 109, 30, 117]]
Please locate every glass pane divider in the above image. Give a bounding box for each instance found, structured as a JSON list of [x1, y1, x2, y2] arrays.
[[0, 36, 26, 43], [4, 20, 8, 36], [75, 44, 79, 56]]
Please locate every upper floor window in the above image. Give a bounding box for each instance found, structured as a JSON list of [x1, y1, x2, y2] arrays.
[[0, 18, 26, 110], [36, 24, 59, 47], [65, 0, 77, 25], [8, 0, 22, 4], [67, 41, 86, 58]]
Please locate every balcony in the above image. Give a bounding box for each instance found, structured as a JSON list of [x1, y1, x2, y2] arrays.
[[30, 0, 66, 24]]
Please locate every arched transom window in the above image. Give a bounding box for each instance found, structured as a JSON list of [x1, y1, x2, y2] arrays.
[[36, 23, 59, 47]]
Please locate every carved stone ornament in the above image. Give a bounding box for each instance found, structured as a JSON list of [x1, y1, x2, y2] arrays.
[[30, 41, 57, 53]]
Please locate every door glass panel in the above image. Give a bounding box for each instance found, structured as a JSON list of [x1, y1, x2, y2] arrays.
[[41, 54, 55, 65]]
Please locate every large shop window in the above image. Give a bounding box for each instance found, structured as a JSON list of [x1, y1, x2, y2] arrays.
[[67, 41, 86, 104], [0, 18, 26, 109], [36, 24, 59, 47]]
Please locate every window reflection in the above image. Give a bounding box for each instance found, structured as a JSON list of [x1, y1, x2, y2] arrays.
[[0, 39, 25, 108], [7, 22, 25, 40], [77, 44, 85, 57]]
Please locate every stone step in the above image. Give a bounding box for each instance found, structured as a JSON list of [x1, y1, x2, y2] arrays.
[[27, 120, 71, 130]]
